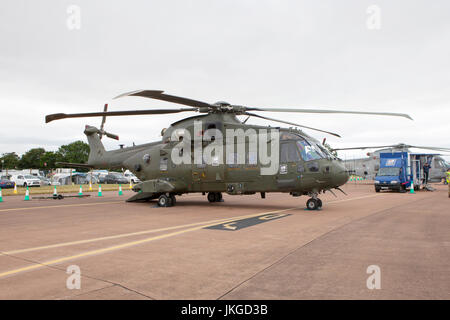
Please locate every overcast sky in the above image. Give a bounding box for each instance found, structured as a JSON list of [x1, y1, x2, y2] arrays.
[[1, 0, 449, 161]]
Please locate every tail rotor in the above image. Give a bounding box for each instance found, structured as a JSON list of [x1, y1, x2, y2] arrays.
[[98, 104, 119, 140]]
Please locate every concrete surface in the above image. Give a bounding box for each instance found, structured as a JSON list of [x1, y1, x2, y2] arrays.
[[0, 183, 448, 299]]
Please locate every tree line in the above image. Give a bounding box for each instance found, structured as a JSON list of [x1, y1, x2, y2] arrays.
[[0, 141, 90, 170]]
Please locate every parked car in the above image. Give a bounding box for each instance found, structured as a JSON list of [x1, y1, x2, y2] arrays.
[[0, 179, 15, 189], [10, 174, 41, 187], [124, 171, 141, 184], [104, 172, 128, 184], [37, 176, 51, 186], [96, 173, 108, 184]]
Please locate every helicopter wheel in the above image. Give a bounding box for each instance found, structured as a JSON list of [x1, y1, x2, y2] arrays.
[[169, 194, 176, 206], [306, 198, 320, 211], [207, 192, 217, 203], [158, 194, 172, 207]]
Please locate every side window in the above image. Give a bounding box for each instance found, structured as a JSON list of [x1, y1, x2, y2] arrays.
[[160, 158, 168, 171]]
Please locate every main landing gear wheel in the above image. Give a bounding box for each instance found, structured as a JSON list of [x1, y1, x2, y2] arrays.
[[306, 198, 321, 211], [170, 194, 176, 206], [158, 194, 174, 207], [207, 192, 223, 203]]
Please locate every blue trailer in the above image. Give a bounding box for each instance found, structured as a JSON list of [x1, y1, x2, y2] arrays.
[[374, 152, 437, 192]]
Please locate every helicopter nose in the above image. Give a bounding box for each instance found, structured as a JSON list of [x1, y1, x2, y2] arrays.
[[334, 162, 349, 186]]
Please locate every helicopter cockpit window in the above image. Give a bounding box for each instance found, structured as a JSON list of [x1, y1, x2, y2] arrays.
[[280, 142, 301, 163], [434, 159, 444, 168], [296, 140, 324, 161], [280, 132, 300, 141]]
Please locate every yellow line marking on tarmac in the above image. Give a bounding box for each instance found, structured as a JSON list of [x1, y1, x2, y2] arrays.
[[0, 201, 124, 213], [3, 210, 286, 254], [0, 192, 386, 279], [328, 194, 380, 204], [0, 207, 300, 279], [2, 193, 381, 255]]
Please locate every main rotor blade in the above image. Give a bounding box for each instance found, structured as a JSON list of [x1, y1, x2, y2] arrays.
[[406, 145, 450, 152], [244, 112, 341, 138], [114, 90, 213, 109], [332, 144, 450, 152], [332, 145, 401, 151], [45, 108, 198, 123], [246, 107, 413, 120]]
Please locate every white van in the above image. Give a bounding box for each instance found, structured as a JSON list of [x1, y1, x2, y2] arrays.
[[10, 174, 42, 187], [124, 170, 141, 184]]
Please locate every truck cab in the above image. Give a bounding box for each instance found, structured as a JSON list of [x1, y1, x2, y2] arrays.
[[374, 152, 410, 193]]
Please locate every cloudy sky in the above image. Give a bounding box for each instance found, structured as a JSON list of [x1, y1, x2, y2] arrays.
[[1, 0, 449, 161]]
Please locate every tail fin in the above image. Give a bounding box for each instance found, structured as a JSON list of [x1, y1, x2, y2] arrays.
[[84, 125, 106, 166]]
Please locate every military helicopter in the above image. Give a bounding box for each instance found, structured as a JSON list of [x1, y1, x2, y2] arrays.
[[45, 90, 413, 210], [333, 143, 450, 182]]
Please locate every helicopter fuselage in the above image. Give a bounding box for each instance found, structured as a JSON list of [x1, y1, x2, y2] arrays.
[[85, 113, 349, 199]]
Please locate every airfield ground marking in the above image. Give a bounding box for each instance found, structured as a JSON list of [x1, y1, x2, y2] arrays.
[[0, 193, 386, 279], [3, 209, 293, 254], [0, 207, 302, 279], [2, 193, 382, 255], [0, 194, 206, 214], [0, 201, 124, 214]]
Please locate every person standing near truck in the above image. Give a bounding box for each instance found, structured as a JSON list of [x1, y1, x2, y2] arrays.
[[446, 168, 450, 198], [423, 162, 431, 185]]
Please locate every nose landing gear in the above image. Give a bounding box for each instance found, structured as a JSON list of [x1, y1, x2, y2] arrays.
[[306, 193, 322, 210]]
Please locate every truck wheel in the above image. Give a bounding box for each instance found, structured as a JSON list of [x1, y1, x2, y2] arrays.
[[375, 187, 380, 193]]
